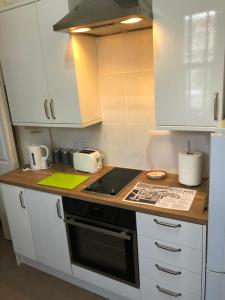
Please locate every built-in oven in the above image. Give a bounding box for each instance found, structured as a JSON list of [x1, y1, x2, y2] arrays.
[[62, 197, 139, 287]]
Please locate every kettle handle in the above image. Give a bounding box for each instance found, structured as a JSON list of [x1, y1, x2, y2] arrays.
[[40, 145, 49, 160]]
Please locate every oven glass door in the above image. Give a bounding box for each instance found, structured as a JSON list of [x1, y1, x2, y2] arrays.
[[65, 217, 139, 286]]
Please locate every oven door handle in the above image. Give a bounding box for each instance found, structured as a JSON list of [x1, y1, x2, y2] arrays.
[[64, 218, 131, 241]]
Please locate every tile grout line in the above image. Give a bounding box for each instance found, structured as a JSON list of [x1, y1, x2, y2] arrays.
[[99, 69, 153, 77], [123, 73, 132, 168]]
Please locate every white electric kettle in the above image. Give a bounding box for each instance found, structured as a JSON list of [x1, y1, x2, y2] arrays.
[[28, 144, 49, 170]]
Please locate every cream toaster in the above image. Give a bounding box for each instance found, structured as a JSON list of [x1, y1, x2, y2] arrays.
[[73, 149, 103, 173]]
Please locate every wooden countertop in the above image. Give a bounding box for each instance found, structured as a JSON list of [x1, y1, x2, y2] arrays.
[[0, 165, 208, 225]]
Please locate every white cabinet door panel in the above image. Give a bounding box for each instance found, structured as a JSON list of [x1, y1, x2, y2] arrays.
[[0, 4, 50, 124], [153, 0, 225, 128], [36, 0, 82, 124], [0, 184, 36, 260], [25, 189, 72, 275], [206, 271, 225, 300], [207, 134, 225, 273]]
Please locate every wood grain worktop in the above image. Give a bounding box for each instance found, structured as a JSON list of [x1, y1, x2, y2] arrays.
[[0, 165, 208, 225]]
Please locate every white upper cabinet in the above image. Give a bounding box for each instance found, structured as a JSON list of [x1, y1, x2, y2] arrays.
[[36, 0, 101, 126], [0, 0, 101, 127], [36, 0, 81, 125], [153, 0, 225, 131], [0, 4, 50, 124]]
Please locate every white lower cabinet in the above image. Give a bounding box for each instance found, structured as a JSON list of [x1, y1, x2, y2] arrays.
[[141, 279, 201, 300], [140, 257, 201, 299], [138, 236, 202, 273], [0, 184, 36, 260], [25, 189, 72, 275], [0, 184, 206, 299], [137, 212, 206, 300], [0, 184, 71, 275]]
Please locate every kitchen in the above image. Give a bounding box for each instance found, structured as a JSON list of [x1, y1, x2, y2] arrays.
[[0, 0, 223, 299]]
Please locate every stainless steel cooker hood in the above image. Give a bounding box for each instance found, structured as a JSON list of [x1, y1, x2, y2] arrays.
[[53, 0, 153, 36]]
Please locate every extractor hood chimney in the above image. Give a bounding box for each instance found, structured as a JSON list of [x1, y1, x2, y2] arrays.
[[53, 0, 153, 36]]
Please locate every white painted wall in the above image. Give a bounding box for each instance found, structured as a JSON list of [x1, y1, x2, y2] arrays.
[[15, 29, 210, 175], [0, 65, 18, 239]]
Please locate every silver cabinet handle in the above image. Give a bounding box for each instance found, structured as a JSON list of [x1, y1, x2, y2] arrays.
[[154, 218, 181, 228], [44, 99, 51, 119], [155, 242, 181, 253], [214, 92, 219, 121], [56, 199, 62, 219], [156, 285, 182, 297], [19, 191, 25, 209], [155, 264, 181, 275], [50, 99, 56, 120]]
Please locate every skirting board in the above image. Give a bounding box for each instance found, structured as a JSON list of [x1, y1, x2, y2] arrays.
[[16, 254, 140, 300]]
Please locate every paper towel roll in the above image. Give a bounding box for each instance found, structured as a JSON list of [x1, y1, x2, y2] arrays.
[[178, 152, 203, 186]]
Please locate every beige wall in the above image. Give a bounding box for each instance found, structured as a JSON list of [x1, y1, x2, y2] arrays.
[[16, 29, 210, 175]]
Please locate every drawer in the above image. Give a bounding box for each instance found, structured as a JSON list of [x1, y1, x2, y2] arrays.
[[138, 236, 202, 274], [140, 279, 201, 300], [137, 213, 202, 250], [139, 257, 201, 296]]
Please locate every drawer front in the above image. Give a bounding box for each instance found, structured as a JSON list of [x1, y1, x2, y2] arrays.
[[137, 213, 202, 250], [141, 279, 201, 300], [138, 236, 202, 274], [139, 257, 201, 296]]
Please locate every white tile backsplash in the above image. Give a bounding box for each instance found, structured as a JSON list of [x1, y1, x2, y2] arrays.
[[100, 123, 130, 167], [125, 71, 155, 124], [16, 29, 210, 175], [97, 29, 153, 75], [99, 74, 126, 123], [127, 123, 152, 170]]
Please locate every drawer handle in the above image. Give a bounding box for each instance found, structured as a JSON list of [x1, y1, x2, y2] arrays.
[[155, 264, 181, 275], [156, 285, 182, 297], [154, 218, 181, 228], [155, 242, 181, 253]]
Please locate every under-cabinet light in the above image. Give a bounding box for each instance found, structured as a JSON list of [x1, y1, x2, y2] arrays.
[[72, 27, 91, 33], [120, 17, 142, 24]]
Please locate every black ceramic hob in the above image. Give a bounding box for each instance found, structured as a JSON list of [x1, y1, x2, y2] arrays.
[[83, 167, 142, 196]]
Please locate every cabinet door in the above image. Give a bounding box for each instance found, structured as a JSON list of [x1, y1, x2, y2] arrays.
[[0, 184, 36, 260], [0, 4, 50, 124], [25, 189, 72, 275], [153, 0, 225, 129], [36, 0, 82, 124]]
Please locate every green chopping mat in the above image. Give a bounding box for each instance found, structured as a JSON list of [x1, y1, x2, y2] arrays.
[[38, 173, 89, 190]]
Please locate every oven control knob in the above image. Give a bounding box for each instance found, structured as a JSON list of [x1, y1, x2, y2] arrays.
[[110, 189, 116, 196]]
